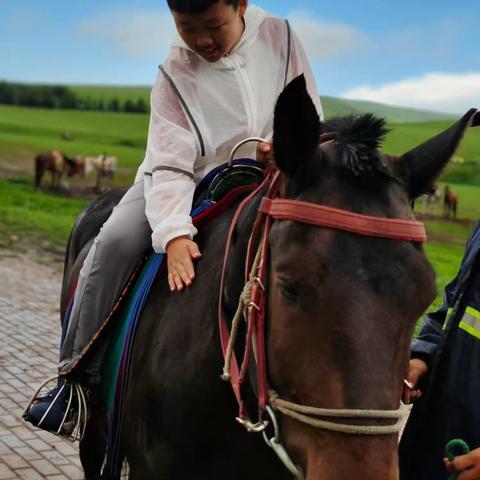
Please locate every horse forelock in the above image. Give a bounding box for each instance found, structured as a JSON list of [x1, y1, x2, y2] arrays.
[[322, 114, 390, 179]]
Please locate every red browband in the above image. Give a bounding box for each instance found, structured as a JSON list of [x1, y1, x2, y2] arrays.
[[259, 197, 427, 243]]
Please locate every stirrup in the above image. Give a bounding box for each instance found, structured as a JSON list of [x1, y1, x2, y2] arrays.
[[23, 376, 88, 442]]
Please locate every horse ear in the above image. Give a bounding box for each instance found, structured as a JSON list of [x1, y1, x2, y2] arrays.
[[273, 75, 321, 177], [401, 108, 480, 198]]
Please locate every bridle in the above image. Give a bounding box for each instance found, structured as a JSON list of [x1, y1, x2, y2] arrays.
[[219, 138, 425, 475]]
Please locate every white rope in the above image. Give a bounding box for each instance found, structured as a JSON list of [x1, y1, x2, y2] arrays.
[[269, 390, 407, 435], [221, 239, 264, 381]]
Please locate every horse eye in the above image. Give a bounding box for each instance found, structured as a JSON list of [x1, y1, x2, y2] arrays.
[[278, 283, 298, 303]]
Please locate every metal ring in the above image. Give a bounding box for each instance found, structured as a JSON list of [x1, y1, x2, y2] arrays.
[[262, 406, 302, 478], [228, 137, 270, 167], [236, 416, 269, 433]]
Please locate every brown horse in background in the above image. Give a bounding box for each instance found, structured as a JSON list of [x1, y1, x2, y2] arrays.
[[443, 185, 459, 218], [34, 151, 77, 189]]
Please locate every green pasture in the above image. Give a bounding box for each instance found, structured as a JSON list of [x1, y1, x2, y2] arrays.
[[0, 102, 479, 323], [0, 174, 478, 315], [418, 182, 479, 314], [0, 177, 87, 253], [0, 105, 148, 175], [1, 103, 479, 184], [385, 121, 480, 185]]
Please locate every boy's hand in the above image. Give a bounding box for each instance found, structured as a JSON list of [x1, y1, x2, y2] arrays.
[[444, 448, 480, 479], [402, 358, 428, 404], [165, 236, 202, 292], [256, 141, 274, 166]]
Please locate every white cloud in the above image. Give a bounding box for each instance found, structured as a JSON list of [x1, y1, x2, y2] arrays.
[[77, 9, 364, 63], [288, 12, 367, 63], [342, 73, 480, 114], [76, 10, 176, 59]]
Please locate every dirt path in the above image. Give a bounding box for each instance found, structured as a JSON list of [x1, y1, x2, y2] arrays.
[[0, 250, 83, 480]]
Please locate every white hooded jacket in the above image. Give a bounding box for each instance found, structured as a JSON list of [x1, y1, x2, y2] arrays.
[[135, 5, 323, 253]]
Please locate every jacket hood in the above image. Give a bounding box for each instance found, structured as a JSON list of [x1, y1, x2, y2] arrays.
[[170, 5, 267, 61]]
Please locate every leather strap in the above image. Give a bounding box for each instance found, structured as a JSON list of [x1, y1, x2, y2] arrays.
[[259, 197, 427, 243], [218, 171, 276, 419]]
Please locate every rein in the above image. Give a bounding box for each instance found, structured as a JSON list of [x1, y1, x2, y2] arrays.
[[219, 138, 424, 471]]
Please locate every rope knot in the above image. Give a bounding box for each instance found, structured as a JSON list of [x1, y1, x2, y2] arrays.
[[241, 280, 254, 306]]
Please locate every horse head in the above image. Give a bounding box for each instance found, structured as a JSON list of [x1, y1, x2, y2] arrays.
[[265, 75, 479, 479]]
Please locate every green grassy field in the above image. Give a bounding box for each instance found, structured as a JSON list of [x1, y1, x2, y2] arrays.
[[0, 177, 87, 254], [385, 121, 480, 185], [0, 105, 148, 175], [418, 182, 479, 313], [1, 103, 479, 182], [0, 102, 479, 321]]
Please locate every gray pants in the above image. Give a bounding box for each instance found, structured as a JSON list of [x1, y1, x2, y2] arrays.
[[58, 181, 151, 382]]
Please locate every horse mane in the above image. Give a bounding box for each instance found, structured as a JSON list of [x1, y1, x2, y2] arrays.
[[322, 114, 389, 178]]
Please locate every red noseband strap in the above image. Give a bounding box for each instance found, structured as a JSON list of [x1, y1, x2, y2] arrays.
[[259, 197, 427, 243]]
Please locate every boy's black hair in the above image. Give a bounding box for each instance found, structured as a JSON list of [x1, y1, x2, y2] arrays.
[[167, 0, 239, 14]]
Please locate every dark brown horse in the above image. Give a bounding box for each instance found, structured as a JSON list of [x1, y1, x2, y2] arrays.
[[34, 151, 77, 189], [443, 185, 459, 218], [60, 78, 479, 479]]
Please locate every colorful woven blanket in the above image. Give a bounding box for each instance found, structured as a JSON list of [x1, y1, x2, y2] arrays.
[[91, 160, 263, 477]]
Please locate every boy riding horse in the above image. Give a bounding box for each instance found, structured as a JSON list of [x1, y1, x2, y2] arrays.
[[24, 0, 322, 435]]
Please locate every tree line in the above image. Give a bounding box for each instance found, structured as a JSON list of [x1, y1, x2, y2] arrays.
[[0, 81, 149, 113]]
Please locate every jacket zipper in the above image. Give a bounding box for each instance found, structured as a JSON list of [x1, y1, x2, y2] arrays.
[[226, 55, 256, 136]]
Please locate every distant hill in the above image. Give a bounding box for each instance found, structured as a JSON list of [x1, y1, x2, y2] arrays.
[[321, 96, 454, 123], [0, 79, 456, 122], [69, 84, 454, 124]]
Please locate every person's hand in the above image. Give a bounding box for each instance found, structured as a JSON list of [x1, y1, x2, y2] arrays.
[[444, 448, 480, 479], [402, 358, 428, 404], [165, 236, 202, 292], [256, 141, 274, 166]]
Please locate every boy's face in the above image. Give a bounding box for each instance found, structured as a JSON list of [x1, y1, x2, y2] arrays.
[[171, 0, 248, 63]]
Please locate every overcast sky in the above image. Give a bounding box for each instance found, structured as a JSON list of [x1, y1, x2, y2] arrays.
[[1, 0, 479, 113]]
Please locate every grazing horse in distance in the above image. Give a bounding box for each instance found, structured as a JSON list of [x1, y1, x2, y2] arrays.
[[443, 185, 459, 218], [421, 185, 441, 215], [59, 77, 479, 479], [89, 155, 118, 193], [67, 155, 118, 192], [34, 151, 76, 189]]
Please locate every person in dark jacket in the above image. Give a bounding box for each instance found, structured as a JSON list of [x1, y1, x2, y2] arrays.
[[400, 220, 480, 479]]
